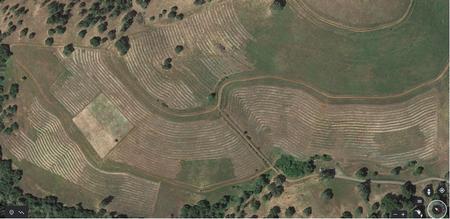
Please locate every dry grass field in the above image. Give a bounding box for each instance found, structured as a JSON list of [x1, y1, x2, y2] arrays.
[[0, 0, 447, 217]]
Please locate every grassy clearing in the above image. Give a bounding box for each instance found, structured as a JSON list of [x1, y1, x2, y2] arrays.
[[176, 158, 235, 187], [87, 94, 132, 138], [240, 0, 448, 96]]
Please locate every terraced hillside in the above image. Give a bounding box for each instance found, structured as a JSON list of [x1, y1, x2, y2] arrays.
[[223, 83, 440, 167], [0, 0, 447, 217]]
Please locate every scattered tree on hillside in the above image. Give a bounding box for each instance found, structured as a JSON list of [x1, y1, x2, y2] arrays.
[[0, 44, 12, 63], [121, 10, 137, 32], [341, 211, 353, 218], [274, 174, 286, 185], [168, 11, 177, 18], [321, 188, 334, 200], [107, 29, 116, 40], [194, 0, 206, 6], [136, 0, 151, 9], [48, 28, 56, 36], [45, 37, 54, 46], [267, 206, 281, 218], [90, 36, 101, 47], [354, 206, 363, 217], [413, 166, 424, 176], [357, 179, 371, 201], [115, 36, 130, 55], [98, 22, 108, 33], [9, 83, 19, 98], [162, 57, 173, 70], [380, 193, 403, 216], [19, 27, 28, 37], [63, 43, 75, 56], [271, 0, 287, 10], [28, 32, 36, 39], [55, 25, 66, 34], [319, 168, 336, 181], [285, 206, 296, 217], [175, 45, 184, 54], [176, 13, 184, 20], [303, 207, 312, 217], [250, 199, 261, 211], [100, 195, 114, 207], [355, 167, 369, 178], [78, 29, 87, 38], [400, 181, 416, 199]]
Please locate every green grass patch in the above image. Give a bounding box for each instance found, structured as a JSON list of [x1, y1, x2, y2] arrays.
[[242, 0, 448, 96], [176, 158, 235, 187], [87, 94, 132, 137]]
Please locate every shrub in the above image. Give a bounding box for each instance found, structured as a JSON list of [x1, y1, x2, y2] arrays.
[[115, 36, 130, 55], [63, 43, 75, 56], [45, 37, 54, 46]]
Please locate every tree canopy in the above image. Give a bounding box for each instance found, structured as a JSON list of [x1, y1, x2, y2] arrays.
[[275, 154, 316, 178]]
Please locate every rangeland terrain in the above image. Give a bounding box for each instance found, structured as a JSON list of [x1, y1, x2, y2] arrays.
[[0, 0, 447, 217]]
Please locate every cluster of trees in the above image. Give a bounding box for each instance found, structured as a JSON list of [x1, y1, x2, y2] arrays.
[[275, 154, 316, 178], [162, 57, 173, 70], [319, 168, 336, 181], [46, 1, 71, 25], [167, 6, 184, 20], [0, 145, 127, 217], [121, 10, 137, 32], [78, 0, 132, 29], [180, 196, 231, 218]]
